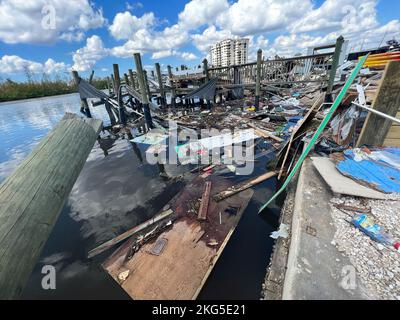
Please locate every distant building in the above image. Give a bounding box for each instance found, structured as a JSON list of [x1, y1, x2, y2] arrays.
[[210, 38, 249, 67]]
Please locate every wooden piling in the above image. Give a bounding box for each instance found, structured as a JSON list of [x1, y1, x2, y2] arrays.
[[143, 70, 152, 102], [0, 113, 102, 299], [326, 36, 344, 97], [255, 49, 262, 111], [203, 59, 209, 82], [113, 64, 126, 125], [106, 76, 112, 95], [89, 70, 95, 84], [167, 65, 176, 109], [72, 70, 92, 118], [124, 73, 130, 86], [134, 53, 154, 129], [128, 69, 136, 89], [155, 63, 166, 108]]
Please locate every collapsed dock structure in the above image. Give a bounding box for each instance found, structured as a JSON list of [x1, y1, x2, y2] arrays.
[[1, 35, 400, 300]]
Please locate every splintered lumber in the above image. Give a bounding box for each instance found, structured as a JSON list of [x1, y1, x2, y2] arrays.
[[247, 122, 283, 142], [0, 113, 102, 299], [258, 55, 368, 213], [213, 171, 277, 202], [198, 181, 212, 220], [277, 92, 324, 180], [357, 61, 400, 147], [88, 209, 173, 258], [103, 176, 253, 300]]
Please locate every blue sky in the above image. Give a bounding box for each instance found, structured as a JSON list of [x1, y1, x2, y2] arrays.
[[0, 0, 399, 81]]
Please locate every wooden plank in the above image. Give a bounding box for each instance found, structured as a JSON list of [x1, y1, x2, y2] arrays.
[[385, 125, 400, 139], [277, 93, 324, 180], [197, 181, 212, 221], [383, 138, 400, 147], [357, 61, 400, 146], [247, 122, 283, 142], [213, 171, 277, 202], [88, 209, 173, 258], [103, 176, 253, 300], [0, 113, 102, 299]]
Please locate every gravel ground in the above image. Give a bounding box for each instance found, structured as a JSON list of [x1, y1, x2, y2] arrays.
[[330, 195, 400, 300]]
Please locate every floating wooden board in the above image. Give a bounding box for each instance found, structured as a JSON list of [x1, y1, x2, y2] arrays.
[[103, 175, 253, 300]]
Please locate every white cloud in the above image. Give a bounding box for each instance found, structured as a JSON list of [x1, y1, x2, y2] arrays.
[[216, 0, 313, 36], [110, 23, 189, 58], [0, 55, 67, 74], [109, 11, 155, 40], [289, 0, 378, 34], [191, 25, 235, 52], [178, 0, 229, 29], [151, 50, 199, 60], [0, 0, 106, 44], [72, 35, 109, 72]]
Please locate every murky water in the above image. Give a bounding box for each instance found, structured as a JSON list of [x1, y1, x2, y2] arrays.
[[0, 94, 280, 300]]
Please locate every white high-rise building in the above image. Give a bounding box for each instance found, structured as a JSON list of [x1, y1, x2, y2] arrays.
[[210, 38, 249, 67]]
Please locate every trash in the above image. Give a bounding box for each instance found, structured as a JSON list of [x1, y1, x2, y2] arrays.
[[118, 270, 130, 283], [270, 223, 289, 239], [149, 238, 168, 256], [130, 131, 168, 145], [352, 214, 393, 245], [208, 239, 219, 246]]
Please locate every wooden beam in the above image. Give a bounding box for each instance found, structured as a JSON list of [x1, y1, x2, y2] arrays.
[[198, 181, 212, 221], [357, 61, 400, 146], [88, 209, 173, 258], [213, 171, 277, 202], [0, 113, 102, 299]]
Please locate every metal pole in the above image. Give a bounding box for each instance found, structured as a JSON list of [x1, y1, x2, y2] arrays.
[[352, 101, 400, 125], [255, 49, 262, 111], [134, 53, 154, 129]]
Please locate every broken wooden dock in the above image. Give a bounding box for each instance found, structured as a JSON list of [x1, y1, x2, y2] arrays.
[[103, 175, 253, 300]]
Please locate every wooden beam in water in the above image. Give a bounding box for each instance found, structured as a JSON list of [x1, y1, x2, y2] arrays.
[[88, 209, 173, 259], [0, 113, 102, 299]]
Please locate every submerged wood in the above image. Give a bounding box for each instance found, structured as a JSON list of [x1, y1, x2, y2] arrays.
[[0, 113, 102, 299], [88, 209, 174, 259]]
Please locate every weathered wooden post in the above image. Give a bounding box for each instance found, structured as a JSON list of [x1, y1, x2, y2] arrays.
[[111, 74, 116, 94], [106, 76, 112, 95], [155, 63, 166, 109], [202, 58, 211, 109], [167, 65, 176, 109], [151, 70, 155, 78], [143, 70, 152, 102], [357, 61, 400, 146], [89, 70, 95, 84], [0, 113, 102, 299], [134, 53, 154, 129], [72, 70, 92, 118], [124, 73, 130, 86], [128, 69, 136, 89], [113, 64, 126, 125], [255, 49, 262, 111], [326, 36, 344, 98]]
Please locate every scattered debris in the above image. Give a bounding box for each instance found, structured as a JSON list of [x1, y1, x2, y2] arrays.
[[270, 224, 289, 239]]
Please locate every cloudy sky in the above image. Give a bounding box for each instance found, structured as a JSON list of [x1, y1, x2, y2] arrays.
[[0, 0, 399, 81]]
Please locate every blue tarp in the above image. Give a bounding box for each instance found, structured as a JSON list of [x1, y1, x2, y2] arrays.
[[336, 148, 400, 193]]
